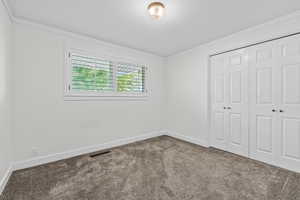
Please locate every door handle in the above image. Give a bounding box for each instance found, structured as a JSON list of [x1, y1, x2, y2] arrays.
[[272, 109, 277, 112], [223, 106, 231, 110], [279, 109, 284, 113]]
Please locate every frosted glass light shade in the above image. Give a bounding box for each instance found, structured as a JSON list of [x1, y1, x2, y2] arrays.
[[148, 2, 165, 19]]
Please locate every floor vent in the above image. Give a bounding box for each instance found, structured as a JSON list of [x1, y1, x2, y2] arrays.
[[89, 150, 112, 158]]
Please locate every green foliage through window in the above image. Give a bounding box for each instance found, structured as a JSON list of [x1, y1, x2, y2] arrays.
[[71, 55, 113, 92], [72, 66, 113, 91], [117, 66, 145, 92], [69, 53, 145, 94]]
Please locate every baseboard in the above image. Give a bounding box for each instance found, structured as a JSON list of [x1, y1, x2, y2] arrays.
[[165, 130, 209, 148], [0, 165, 13, 195], [12, 130, 209, 171], [13, 131, 165, 171]]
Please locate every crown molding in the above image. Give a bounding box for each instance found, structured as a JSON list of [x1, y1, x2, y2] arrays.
[[13, 17, 164, 59], [1, 0, 164, 58], [167, 10, 300, 58], [1, 0, 14, 22], [3, 0, 300, 58]]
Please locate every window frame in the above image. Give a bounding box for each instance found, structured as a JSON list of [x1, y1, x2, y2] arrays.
[[64, 48, 148, 100]]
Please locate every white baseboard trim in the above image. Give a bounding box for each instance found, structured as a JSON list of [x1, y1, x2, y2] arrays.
[[12, 130, 210, 171], [165, 130, 209, 148], [13, 131, 165, 171], [0, 165, 13, 195]]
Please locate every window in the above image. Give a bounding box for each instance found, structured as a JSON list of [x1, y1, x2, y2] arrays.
[[117, 63, 145, 93], [71, 54, 114, 92], [65, 50, 147, 98]]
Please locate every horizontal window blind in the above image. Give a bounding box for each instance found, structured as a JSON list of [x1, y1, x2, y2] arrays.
[[66, 51, 147, 97], [117, 63, 145, 93], [71, 54, 113, 92]]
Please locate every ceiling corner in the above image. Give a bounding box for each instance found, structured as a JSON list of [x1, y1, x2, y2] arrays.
[[1, 0, 16, 18]]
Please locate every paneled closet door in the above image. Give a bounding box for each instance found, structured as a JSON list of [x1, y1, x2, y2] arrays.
[[226, 50, 249, 157], [248, 41, 280, 165], [211, 50, 249, 157], [211, 54, 229, 151], [276, 35, 300, 172], [249, 34, 300, 172]]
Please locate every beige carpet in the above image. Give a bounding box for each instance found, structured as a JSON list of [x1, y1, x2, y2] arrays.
[[1, 136, 300, 200]]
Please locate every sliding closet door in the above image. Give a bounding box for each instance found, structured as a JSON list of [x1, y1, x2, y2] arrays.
[[276, 35, 300, 172], [211, 50, 249, 157]]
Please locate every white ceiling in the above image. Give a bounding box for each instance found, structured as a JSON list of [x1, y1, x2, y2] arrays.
[[8, 0, 300, 56]]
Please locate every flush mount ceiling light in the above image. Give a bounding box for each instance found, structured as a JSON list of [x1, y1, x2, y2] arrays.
[[148, 2, 165, 20]]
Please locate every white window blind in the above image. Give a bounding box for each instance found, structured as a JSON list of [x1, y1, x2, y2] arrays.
[[71, 54, 114, 92], [65, 51, 147, 98], [117, 63, 145, 93]]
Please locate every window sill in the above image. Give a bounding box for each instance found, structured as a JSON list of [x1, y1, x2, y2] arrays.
[[64, 95, 148, 101]]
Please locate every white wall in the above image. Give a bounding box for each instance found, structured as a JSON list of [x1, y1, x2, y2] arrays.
[[166, 11, 300, 145], [12, 22, 166, 164], [0, 0, 13, 192], [9, 6, 300, 172], [166, 49, 209, 145]]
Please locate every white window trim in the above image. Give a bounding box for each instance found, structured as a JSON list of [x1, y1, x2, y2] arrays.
[[64, 48, 149, 100]]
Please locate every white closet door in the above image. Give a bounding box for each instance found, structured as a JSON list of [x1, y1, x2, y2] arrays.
[[276, 35, 300, 172], [226, 50, 249, 157], [211, 54, 228, 151], [211, 50, 249, 157], [211, 34, 300, 172], [249, 34, 300, 172], [248, 41, 280, 165]]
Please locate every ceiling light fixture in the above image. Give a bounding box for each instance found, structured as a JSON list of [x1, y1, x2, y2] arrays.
[[148, 2, 165, 20]]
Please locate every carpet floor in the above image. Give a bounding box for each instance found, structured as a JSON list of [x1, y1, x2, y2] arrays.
[[1, 136, 300, 200]]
